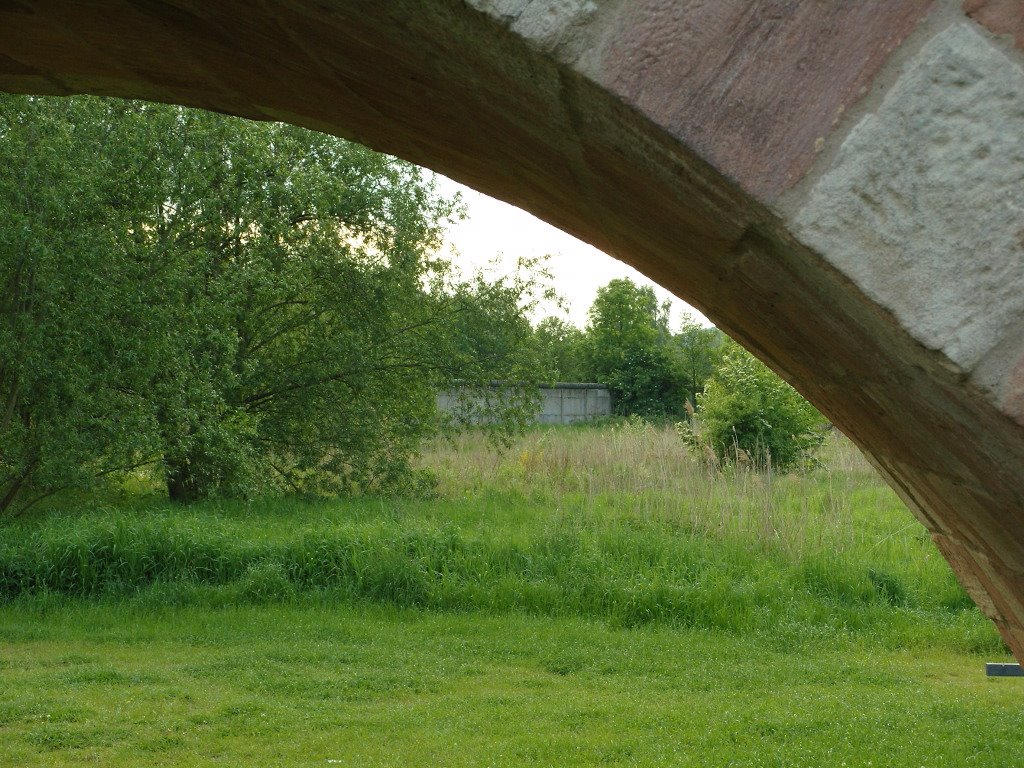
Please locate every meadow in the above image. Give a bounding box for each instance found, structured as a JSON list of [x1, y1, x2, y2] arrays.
[[1, 423, 1020, 766]]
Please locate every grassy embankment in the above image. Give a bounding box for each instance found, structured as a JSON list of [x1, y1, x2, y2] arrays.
[[1, 424, 1020, 766]]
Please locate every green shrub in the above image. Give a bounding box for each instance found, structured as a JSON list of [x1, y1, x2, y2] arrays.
[[683, 340, 825, 471]]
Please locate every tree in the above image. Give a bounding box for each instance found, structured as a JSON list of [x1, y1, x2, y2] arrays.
[[0, 95, 545, 511], [533, 316, 586, 382], [674, 316, 724, 408], [583, 278, 686, 417], [0, 97, 165, 515], [685, 339, 825, 471], [124, 104, 463, 501], [436, 256, 551, 439]]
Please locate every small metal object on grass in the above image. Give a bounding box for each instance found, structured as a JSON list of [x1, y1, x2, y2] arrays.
[[985, 663, 1024, 677]]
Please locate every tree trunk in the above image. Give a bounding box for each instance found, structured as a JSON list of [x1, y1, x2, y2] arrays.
[[0, 470, 29, 517], [164, 458, 202, 503]]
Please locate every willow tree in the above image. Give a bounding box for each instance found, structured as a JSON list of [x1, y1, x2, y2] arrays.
[[0, 95, 542, 510]]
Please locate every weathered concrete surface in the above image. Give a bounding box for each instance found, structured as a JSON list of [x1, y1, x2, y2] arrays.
[[795, 23, 1024, 407], [438, 383, 612, 425], [965, 0, 1024, 48], [1, 1, 1024, 658]]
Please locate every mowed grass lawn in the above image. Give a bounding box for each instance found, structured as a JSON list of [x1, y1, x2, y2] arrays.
[[2, 605, 1022, 767], [1, 425, 1021, 766]]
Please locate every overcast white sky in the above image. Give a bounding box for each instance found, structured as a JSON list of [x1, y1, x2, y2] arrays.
[[432, 174, 712, 330]]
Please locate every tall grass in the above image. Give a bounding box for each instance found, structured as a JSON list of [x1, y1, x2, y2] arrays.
[[423, 421, 927, 563], [0, 423, 1000, 654]]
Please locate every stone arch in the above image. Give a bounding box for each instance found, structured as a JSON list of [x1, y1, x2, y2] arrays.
[[2, 1, 1024, 658]]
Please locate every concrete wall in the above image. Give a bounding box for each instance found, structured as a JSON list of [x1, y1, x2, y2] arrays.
[[537, 384, 612, 424], [437, 383, 612, 425]]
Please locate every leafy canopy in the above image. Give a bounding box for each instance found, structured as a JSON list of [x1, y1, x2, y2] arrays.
[[584, 278, 686, 418], [0, 95, 544, 512]]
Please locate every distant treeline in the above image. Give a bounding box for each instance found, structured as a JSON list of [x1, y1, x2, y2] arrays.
[[532, 278, 724, 418]]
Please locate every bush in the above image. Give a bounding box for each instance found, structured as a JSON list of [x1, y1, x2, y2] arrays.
[[682, 340, 824, 471]]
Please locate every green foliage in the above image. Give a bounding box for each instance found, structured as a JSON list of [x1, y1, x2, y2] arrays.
[[583, 278, 687, 417], [0, 97, 165, 514], [532, 316, 586, 382], [674, 316, 724, 406], [599, 344, 684, 418], [685, 339, 826, 471], [439, 256, 550, 440], [0, 95, 544, 511]]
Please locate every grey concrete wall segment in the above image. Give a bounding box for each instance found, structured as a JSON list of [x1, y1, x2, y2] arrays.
[[439, 384, 611, 425], [793, 22, 1024, 415]]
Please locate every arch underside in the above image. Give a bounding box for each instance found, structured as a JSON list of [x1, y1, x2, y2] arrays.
[[2, 1, 1024, 658]]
